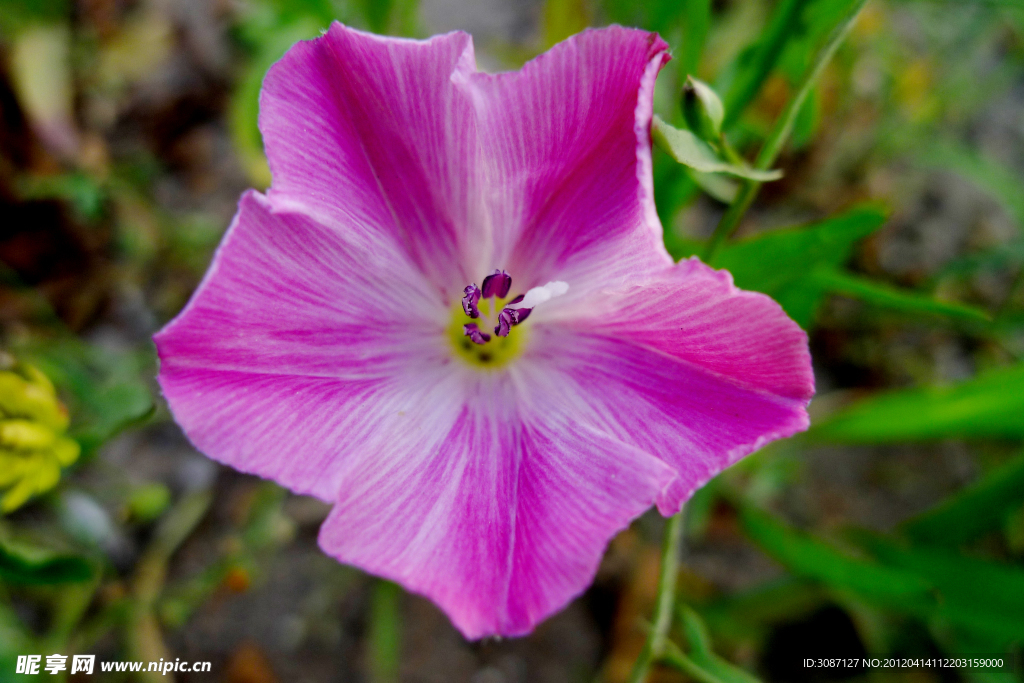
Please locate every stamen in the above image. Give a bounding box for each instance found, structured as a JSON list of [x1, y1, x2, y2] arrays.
[[495, 307, 531, 337], [463, 323, 491, 345], [481, 270, 512, 299], [462, 284, 481, 318]]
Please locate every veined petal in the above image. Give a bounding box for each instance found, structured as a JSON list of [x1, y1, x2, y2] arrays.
[[461, 26, 673, 304], [318, 372, 675, 639], [259, 24, 481, 294], [154, 191, 448, 501], [524, 259, 814, 514], [589, 258, 815, 401]]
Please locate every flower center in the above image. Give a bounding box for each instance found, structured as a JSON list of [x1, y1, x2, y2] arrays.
[[448, 270, 568, 370]]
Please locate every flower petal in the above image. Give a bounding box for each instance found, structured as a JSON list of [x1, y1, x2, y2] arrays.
[[259, 24, 481, 293], [317, 373, 675, 639], [589, 258, 815, 401], [462, 26, 672, 301], [154, 191, 447, 501], [525, 259, 814, 514]]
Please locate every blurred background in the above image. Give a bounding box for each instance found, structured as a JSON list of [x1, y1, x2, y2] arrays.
[[1, 0, 1023, 681]]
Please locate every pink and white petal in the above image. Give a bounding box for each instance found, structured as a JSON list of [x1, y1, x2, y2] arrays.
[[461, 26, 673, 303], [502, 411, 675, 633], [519, 260, 813, 515], [521, 330, 809, 516], [586, 258, 815, 401], [318, 372, 675, 639], [259, 24, 481, 293], [154, 191, 448, 500]]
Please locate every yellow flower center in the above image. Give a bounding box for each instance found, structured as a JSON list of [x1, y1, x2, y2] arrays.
[[448, 296, 526, 369]]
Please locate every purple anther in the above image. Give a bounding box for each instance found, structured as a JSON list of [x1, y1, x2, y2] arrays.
[[463, 323, 491, 345], [462, 284, 481, 318], [507, 294, 525, 305], [494, 307, 531, 337], [481, 270, 512, 299]]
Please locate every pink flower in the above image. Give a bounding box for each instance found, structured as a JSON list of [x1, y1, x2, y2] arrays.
[[154, 24, 813, 638]]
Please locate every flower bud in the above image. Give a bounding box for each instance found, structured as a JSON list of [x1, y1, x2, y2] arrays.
[[682, 75, 725, 142]]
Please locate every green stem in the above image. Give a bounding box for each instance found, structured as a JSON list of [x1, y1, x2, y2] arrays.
[[627, 511, 685, 683], [369, 580, 401, 683], [128, 489, 212, 683], [704, 0, 869, 262], [660, 641, 721, 683]]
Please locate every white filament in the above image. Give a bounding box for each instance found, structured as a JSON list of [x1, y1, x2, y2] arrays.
[[509, 281, 569, 309]]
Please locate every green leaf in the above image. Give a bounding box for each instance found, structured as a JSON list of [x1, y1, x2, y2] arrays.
[[0, 539, 92, 584], [652, 116, 783, 181], [808, 268, 991, 323], [690, 169, 740, 204], [23, 339, 154, 453], [673, 606, 762, 683], [810, 363, 1024, 444], [711, 205, 887, 326], [737, 504, 935, 610], [902, 451, 1024, 547], [849, 531, 1024, 645]]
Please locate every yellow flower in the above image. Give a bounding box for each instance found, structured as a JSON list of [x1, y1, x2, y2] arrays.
[[0, 355, 79, 512]]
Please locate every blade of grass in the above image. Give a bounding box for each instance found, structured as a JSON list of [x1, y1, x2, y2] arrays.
[[902, 451, 1024, 547], [737, 504, 935, 610], [809, 362, 1024, 443], [705, 0, 869, 261], [722, 0, 809, 128], [809, 267, 992, 322]]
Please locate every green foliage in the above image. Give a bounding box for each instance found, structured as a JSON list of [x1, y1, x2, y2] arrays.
[[711, 205, 886, 326], [808, 268, 991, 322], [652, 116, 783, 181], [0, 538, 92, 584], [23, 339, 153, 454], [708, 204, 989, 327], [683, 76, 725, 142], [737, 503, 936, 610], [812, 362, 1024, 443], [849, 531, 1024, 646], [229, 0, 420, 186], [737, 503, 1024, 661], [720, 0, 808, 128], [0, 0, 69, 37], [902, 451, 1024, 547], [17, 172, 106, 223], [662, 606, 761, 683]]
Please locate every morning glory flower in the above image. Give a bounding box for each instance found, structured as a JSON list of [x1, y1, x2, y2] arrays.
[[154, 24, 813, 638]]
